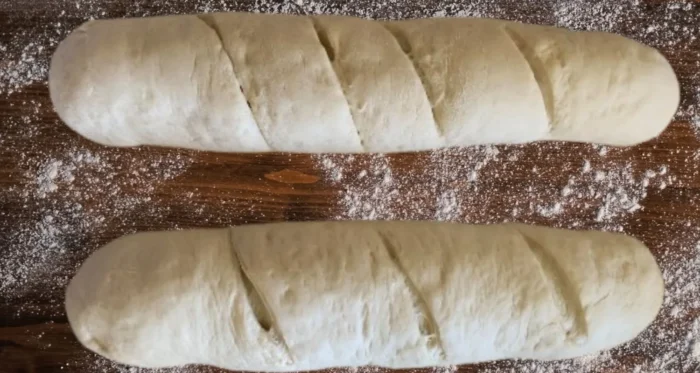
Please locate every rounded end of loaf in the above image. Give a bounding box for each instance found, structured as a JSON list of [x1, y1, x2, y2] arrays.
[[560, 37, 679, 146], [509, 23, 680, 146], [51, 20, 145, 148], [518, 226, 663, 360], [65, 233, 175, 368], [569, 233, 663, 359], [49, 22, 82, 137], [65, 229, 237, 369], [65, 236, 130, 366], [588, 43, 680, 146], [639, 48, 681, 140], [50, 21, 124, 147]]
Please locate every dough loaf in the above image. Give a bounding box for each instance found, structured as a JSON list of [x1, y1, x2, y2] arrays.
[[49, 13, 679, 153], [65, 222, 663, 371]]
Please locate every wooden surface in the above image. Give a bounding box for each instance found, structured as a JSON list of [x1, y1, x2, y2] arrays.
[[1, 1, 700, 372]]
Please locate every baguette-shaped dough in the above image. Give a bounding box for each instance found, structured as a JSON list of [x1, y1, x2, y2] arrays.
[[49, 13, 679, 153], [66, 222, 663, 371]]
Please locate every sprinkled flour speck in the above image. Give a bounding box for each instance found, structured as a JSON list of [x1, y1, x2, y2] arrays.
[[0, 41, 51, 95], [537, 202, 563, 218], [435, 190, 462, 221]]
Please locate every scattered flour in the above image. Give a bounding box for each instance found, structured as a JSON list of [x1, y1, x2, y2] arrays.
[[435, 190, 462, 221], [0, 41, 51, 95], [0, 147, 191, 300], [537, 202, 563, 218], [314, 146, 500, 221], [315, 145, 674, 232]]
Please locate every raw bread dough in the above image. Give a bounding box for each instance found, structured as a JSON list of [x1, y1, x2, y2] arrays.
[[65, 222, 663, 371], [49, 13, 679, 153]]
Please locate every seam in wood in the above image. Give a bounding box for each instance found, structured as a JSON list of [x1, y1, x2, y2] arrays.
[[311, 18, 365, 152], [379, 232, 447, 361], [517, 229, 588, 343], [195, 15, 273, 150], [227, 228, 295, 363], [382, 23, 443, 139], [503, 26, 555, 129]]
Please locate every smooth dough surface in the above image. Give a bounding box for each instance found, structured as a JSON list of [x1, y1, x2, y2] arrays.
[[65, 222, 663, 371], [49, 13, 679, 153]]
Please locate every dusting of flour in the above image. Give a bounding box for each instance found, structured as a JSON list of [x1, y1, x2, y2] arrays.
[[1, 147, 191, 301], [314, 146, 674, 231]]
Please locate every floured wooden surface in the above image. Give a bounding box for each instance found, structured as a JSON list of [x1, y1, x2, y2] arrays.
[[1, 0, 699, 372]]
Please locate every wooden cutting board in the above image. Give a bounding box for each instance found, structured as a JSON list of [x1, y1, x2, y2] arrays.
[[1, 1, 699, 372]]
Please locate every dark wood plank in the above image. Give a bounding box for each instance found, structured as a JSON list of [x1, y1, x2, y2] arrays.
[[2, 1, 700, 372]]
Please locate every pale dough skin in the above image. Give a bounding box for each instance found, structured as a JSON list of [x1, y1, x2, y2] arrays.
[[49, 13, 680, 153], [66, 222, 663, 371]]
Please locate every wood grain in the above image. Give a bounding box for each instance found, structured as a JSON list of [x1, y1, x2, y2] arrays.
[[1, 1, 700, 373]]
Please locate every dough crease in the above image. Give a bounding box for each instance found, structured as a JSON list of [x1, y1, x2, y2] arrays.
[[195, 14, 272, 149], [381, 24, 444, 137], [228, 228, 294, 361], [518, 230, 588, 343], [379, 232, 447, 361], [503, 26, 555, 128], [311, 18, 365, 151]]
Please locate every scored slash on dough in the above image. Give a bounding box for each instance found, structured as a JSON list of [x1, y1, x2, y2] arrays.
[[195, 15, 273, 150], [227, 228, 295, 363], [379, 232, 448, 361], [517, 230, 588, 345], [381, 24, 445, 139], [503, 26, 555, 129], [311, 18, 366, 151]]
